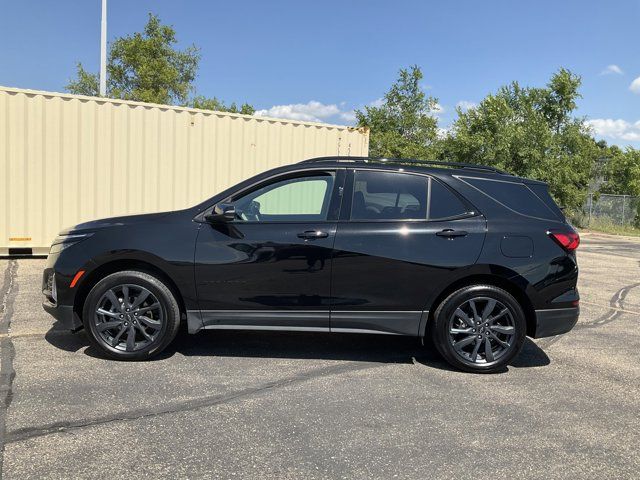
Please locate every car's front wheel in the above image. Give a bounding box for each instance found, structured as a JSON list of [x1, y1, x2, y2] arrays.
[[82, 270, 181, 360], [431, 285, 526, 373]]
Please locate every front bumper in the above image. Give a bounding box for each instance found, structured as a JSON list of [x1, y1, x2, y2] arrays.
[[42, 263, 85, 331], [532, 307, 579, 338], [42, 300, 83, 331]]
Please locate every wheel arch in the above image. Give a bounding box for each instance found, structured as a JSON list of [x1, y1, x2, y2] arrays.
[[424, 272, 536, 337], [73, 259, 187, 322]]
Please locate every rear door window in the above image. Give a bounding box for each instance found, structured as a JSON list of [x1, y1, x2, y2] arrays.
[[352, 171, 428, 220], [350, 170, 472, 221]]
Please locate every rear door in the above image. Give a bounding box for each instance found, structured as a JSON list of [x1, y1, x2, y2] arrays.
[[330, 169, 486, 335]]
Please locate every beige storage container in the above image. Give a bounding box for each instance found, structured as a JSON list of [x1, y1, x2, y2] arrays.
[[0, 86, 369, 255]]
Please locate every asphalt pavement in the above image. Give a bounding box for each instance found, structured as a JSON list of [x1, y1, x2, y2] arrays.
[[0, 231, 638, 479]]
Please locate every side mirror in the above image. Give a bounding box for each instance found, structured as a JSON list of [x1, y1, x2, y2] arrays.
[[205, 203, 236, 223]]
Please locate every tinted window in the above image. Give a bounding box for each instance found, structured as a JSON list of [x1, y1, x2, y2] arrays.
[[233, 173, 334, 222], [464, 177, 556, 219], [527, 183, 564, 220], [351, 171, 428, 220], [429, 180, 470, 219]]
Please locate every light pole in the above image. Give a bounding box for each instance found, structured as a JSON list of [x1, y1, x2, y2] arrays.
[[99, 0, 107, 96]]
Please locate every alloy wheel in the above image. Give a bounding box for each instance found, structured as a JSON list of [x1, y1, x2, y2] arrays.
[[448, 296, 516, 364], [94, 284, 164, 352]]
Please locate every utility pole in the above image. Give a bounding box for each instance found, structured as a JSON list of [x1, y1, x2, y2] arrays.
[[99, 0, 107, 96]]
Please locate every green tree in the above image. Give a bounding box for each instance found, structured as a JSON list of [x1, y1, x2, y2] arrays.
[[442, 69, 599, 212], [599, 145, 640, 196], [189, 95, 255, 115], [67, 13, 255, 112], [67, 13, 199, 104], [66, 64, 99, 96], [355, 66, 440, 159], [597, 145, 640, 228]]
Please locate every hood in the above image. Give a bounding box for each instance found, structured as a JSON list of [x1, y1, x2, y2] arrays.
[[58, 211, 173, 235]]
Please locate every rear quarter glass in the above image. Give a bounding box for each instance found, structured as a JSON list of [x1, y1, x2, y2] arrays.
[[527, 183, 565, 220], [461, 177, 562, 221]]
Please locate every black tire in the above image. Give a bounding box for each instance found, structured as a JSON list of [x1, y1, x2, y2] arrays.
[[82, 270, 181, 360], [430, 285, 526, 373]]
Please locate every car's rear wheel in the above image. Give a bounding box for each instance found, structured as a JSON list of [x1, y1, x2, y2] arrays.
[[431, 285, 526, 373], [82, 270, 181, 360]]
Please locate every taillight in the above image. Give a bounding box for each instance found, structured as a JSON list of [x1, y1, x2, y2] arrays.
[[548, 230, 580, 252]]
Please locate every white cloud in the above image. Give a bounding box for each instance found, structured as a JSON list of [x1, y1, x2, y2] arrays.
[[432, 103, 445, 115], [600, 64, 624, 75], [629, 76, 640, 93], [253, 97, 444, 125], [437, 126, 451, 139], [456, 100, 477, 112], [586, 118, 640, 141], [339, 110, 357, 123], [254, 101, 342, 123]]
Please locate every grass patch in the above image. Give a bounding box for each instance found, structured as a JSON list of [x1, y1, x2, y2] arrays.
[[578, 217, 640, 237]]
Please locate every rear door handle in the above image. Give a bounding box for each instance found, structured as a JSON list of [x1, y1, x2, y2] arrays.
[[297, 230, 329, 240], [436, 229, 468, 238]]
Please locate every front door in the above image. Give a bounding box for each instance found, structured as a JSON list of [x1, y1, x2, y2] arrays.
[[194, 169, 345, 331], [330, 169, 486, 335]]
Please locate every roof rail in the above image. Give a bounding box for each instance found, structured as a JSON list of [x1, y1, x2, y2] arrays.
[[299, 156, 508, 174]]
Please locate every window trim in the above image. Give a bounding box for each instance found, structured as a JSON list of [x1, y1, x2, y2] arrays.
[[344, 168, 478, 223]]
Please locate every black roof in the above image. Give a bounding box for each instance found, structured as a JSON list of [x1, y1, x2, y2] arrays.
[[297, 156, 547, 185], [299, 156, 507, 175]]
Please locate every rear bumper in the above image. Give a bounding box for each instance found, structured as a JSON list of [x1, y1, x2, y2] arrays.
[[532, 307, 579, 338], [42, 300, 83, 331]]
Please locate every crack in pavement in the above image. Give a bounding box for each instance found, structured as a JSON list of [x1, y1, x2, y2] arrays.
[[580, 300, 640, 317], [577, 283, 640, 329], [5, 359, 383, 445], [0, 260, 18, 477], [537, 281, 639, 349], [0, 261, 17, 326], [0, 332, 55, 339]]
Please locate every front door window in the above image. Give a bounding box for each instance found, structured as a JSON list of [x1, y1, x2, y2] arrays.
[[232, 173, 335, 222]]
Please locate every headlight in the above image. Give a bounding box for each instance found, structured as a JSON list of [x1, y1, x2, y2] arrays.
[[49, 233, 94, 254]]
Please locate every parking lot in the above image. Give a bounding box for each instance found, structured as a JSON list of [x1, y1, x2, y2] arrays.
[[0, 231, 638, 479]]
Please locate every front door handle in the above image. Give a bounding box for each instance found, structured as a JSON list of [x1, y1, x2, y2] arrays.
[[436, 229, 468, 239], [297, 230, 329, 240]]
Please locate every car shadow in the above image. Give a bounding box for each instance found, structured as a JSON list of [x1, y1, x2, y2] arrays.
[[510, 338, 551, 368], [44, 322, 550, 373], [44, 323, 89, 352]]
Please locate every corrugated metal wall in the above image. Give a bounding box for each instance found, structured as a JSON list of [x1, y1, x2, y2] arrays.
[[0, 87, 369, 254]]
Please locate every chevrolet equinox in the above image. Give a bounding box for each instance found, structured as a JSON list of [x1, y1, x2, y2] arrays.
[[43, 157, 580, 373]]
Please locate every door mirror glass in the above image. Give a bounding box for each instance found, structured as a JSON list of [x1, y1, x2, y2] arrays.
[[205, 203, 236, 223]]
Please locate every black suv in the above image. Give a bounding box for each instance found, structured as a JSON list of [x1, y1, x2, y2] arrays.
[[43, 157, 579, 373]]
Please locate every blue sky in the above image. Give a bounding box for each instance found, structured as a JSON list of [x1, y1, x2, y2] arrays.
[[1, 0, 639, 147]]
